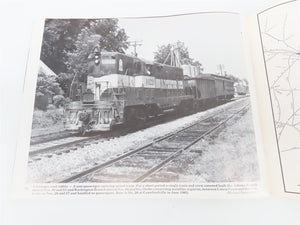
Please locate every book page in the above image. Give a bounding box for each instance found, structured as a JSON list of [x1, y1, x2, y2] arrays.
[[13, 13, 267, 198], [248, 0, 300, 196]]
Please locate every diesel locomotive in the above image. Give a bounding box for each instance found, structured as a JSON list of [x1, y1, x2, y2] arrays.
[[64, 47, 234, 133]]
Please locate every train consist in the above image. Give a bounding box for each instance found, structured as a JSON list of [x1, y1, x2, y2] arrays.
[[64, 48, 234, 133]]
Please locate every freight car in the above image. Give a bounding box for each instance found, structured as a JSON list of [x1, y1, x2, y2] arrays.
[[64, 48, 234, 134], [211, 74, 235, 100], [184, 74, 234, 110]]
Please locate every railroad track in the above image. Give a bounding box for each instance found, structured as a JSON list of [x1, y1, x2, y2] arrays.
[[28, 98, 246, 162], [60, 102, 249, 183], [29, 97, 233, 148], [29, 135, 99, 158], [30, 131, 73, 145], [28, 102, 220, 160], [28, 114, 172, 160]]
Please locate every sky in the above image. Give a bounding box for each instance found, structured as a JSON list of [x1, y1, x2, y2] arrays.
[[118, 13, 248, 79]]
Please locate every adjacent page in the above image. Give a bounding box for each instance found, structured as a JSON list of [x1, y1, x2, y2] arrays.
[[13, 12, 266, 198], [248, 0, 300, 196]]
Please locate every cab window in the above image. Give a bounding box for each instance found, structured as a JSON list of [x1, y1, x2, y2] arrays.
[[101, 55, 116, 64]]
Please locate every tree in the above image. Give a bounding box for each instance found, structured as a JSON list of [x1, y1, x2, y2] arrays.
[[190, 60, 204, 72], [35, 72, 62, 97], [154, 41, 203, 71], [91, 19, 128, 53], [40, 19, 128, 76], [154, 41, 190, 64], [34, 71, 62, 110], [225, 74, 249, 88], [40, 19, 129, 99], [56, 72, 74, 97], [66, 19, 128, 78], [40, 19, 88, 74], [53, 95, 66, 108], [242, 78, 249, 85]]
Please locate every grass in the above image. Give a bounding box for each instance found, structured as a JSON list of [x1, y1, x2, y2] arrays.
[[31, 108, 64, 129]]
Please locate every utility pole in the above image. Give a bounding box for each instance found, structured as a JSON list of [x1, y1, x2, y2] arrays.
[[217, 64, 225, 76], [128, 40, 142, 57]]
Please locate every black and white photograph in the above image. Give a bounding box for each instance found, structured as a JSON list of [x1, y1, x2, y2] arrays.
[[4, 0, 300, 224], [24, 13, 261, 186]]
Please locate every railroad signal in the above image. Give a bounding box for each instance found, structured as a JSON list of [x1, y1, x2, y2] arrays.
[[93, 46, 101, 65]]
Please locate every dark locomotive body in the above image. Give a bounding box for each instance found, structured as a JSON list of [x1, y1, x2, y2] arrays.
[[65, 51, 192, 132], [64, 51, 235, 133]]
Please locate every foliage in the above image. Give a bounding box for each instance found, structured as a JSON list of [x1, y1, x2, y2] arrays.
[[35, 95, 49, 111], [242, 78, 249, 85], [56, 73, 74, 97], [53, 95, 65, 108], [40, 19, 128, 76], [34, 70, 63, 110], [154, 41, 203, 72], [226, 74, 249, 87], [40, 18, 129, 97], [226, 74, 240, 83], [47, 104, 56, 110], [66, 19, 128, 79], [35, 71, 62, 97], [91, 19, 128, 53], [32, 109, 64, 128], [40, 20, 87, 74]]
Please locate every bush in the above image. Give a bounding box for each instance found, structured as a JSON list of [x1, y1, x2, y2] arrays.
[[53, 95, 65, 108], [47, 104, 56, 110], [35, 95, 49, 111], [34, 69, 63, 110]]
